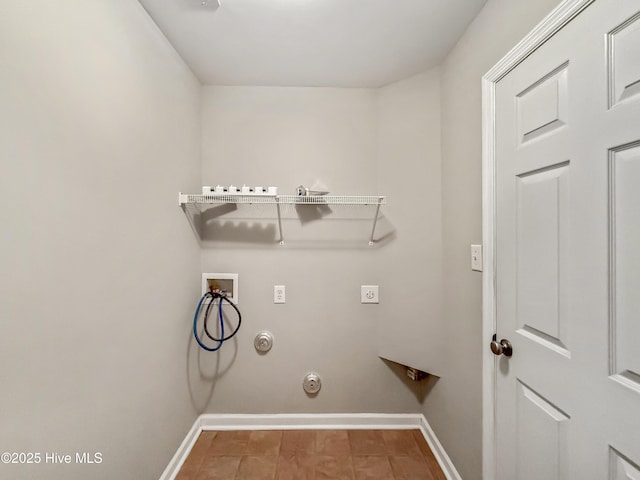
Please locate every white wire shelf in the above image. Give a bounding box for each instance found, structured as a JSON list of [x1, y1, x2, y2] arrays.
[[178, 193, 386, 206], [178, 193, 387, 245]]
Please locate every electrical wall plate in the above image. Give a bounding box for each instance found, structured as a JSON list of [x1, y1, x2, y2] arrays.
[[471, 245, 483, 272], [202, 273, 238, 303], [361, 285, 379, 304], [274, 285, 285, 304]]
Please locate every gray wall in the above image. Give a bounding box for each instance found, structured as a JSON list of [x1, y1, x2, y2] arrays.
[[426, 0, 563, 478], [376, 69, 445, 377], [195, 79, 442, 413], [0, 1, 202, 479]]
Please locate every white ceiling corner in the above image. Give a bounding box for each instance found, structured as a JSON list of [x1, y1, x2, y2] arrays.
[[137, 0, 487, 87]]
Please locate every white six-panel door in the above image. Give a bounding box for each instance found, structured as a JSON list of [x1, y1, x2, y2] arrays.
[[486, 0, 640, 478]]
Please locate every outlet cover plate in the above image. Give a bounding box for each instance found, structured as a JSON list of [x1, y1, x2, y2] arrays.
[[361, 285, 379, 304], [274, 285, 285, 304]]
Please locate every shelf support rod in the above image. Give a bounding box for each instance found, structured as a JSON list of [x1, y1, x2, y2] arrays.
[[369, 197, 383, 246], [276, 197, 284, 245]]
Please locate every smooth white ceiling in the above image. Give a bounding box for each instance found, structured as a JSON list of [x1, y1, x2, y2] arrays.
[[138, 0, 487, 87]]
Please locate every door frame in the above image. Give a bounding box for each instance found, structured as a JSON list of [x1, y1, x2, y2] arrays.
[[481, 0, 595, 477]]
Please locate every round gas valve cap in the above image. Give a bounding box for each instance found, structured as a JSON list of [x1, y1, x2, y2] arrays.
[[254, 331, 273, 353], [303, 372, 321, 394]]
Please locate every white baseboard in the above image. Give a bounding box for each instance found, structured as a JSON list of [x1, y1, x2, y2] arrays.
[[159, 413, 461, 480], [418, 415, 463, 480], [198, 412, 425, 431], [158, 420, 201, 480]]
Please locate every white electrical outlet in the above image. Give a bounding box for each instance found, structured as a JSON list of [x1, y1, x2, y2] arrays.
[[471, 245, 483, 272], [361, 285, 379, 304], [274, 285, 285, 304]]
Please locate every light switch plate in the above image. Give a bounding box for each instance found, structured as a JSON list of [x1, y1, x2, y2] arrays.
[[471, 245, 483, 272]]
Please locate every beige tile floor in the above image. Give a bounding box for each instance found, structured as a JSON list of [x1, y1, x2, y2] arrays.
[[176, 429, 447, 480]]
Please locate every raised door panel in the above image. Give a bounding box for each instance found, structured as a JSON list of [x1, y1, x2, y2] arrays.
[[610, 142, 640, 392], [516, 382, 570, 480], [610, 448, 640, 480], [517, 64, 569, 144], [608, 12, 640, 107], [516, 162, 570, 357]]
